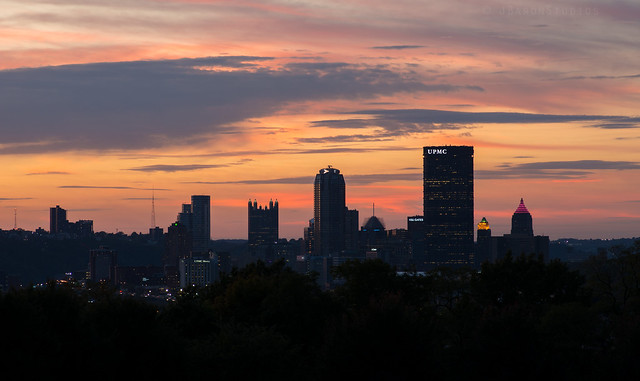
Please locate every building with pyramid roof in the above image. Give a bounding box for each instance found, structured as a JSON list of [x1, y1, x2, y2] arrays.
[[475, 198, 549, 266]]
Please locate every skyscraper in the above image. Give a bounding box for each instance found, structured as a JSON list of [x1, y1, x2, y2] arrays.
[[423, 146, 474, 267], [190, 195, 211, 254], [511, 198, 534, 235], [476, 199, 550, 263], [248, 199, 279, 258], [313, 166, 346, 256]]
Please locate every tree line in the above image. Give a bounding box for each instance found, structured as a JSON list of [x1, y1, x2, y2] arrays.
[[2, 242, 640, 380]]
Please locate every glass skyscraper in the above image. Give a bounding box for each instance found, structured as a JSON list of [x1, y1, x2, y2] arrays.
[[423, 146, 474, 267]]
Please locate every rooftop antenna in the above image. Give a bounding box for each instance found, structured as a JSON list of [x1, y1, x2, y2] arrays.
[[151, 186, 156, 228], [373, 202, 375, 216], [13, 208, 17, 230]]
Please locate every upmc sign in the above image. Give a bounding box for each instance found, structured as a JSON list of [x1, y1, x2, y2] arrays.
[[426, 148, 447, 154]]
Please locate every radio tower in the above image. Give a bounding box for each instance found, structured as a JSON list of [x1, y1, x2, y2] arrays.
[[151, 187, 156, 228], [13, 208, 17, 230]]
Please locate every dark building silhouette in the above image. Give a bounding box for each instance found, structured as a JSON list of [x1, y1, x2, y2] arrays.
[[89, 246, 117, 284], [313, 166, 346, 256], [164, 222, 192, 266], [475, 199, 550, 264], [304, 218, 314, 255], [475, 217, 492, 266], [344, 208, 360, 254], [511, 198, 534, 235], [50, 205, 67, 234], [69, 220, 93, 237], [423, 146, 474, 268], [248, 199, 279, 259], [175, 195, 211, 255], [407, 215, 425, 269], [361, 214, 386, 248], [164, 221, 193, 291], [385, 228, 413, 269], [149, 226, 164, 242], [177, 203, 193, 231], [361, 213, 386, 260], [190, 195, 211, 254], [49, 205, 93, 237]]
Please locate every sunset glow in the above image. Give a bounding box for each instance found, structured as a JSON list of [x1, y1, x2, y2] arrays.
[[1, 0, 639, 239]]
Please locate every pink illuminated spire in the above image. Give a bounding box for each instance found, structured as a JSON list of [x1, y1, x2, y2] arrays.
[[514, 198, 530, 214]]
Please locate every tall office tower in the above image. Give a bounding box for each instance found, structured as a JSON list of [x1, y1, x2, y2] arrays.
[[163, 221, 192, 292], [511, 198, 533, 235], [313, 166, 346, 256], [190, 195, 211, 254], [423, 146, 474, 267], [50, 205, 68, 234], [344, 208, 360, 254], [491, 199, 550, 262], [248, 199, 279, 255]]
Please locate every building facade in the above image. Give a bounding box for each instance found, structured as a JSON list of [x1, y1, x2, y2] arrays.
[[50, 205, 67, 234], [313, 166, 346, 256], [89, 246, 117, 284], [248, 199, 279, 259], [475, 199, 550, 265], [190, 195, 211, 254], [423, 146, 475, 268]]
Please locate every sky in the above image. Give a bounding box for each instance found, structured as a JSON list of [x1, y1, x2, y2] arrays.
[[1, 0, 639, 240]]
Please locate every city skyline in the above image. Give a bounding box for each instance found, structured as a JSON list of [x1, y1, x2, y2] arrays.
[[1, 1, 639, 240]]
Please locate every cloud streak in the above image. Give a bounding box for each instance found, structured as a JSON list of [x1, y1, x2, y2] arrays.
[[59, 185, 171, 190], [25, 171, 71, 175], [371, 45, 425, 50], [477, 160, 640, 179], [187, 172, 422, 186], [0, 56, 481, 154], [127, 164, 230, 172]]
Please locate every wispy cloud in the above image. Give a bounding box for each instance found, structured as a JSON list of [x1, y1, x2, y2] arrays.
[[307, 109, 639, 142], [370, 45, 425, 50], [558, 74, 640, 81], [589, 122, 639, 129], [25, 171, 71, 175], [477, 160, 640, 179], [59, 185, 170, 190], [187, 172, 421, 186], [126, 164, 229, 172]]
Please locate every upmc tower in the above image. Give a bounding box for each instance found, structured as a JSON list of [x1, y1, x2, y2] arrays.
[[423, 146, 474, 268]]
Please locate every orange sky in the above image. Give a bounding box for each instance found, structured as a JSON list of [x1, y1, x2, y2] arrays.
[[1, 0, 639, 239]]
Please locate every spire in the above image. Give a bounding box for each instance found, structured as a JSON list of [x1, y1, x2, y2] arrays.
[[514, 198, 530, 214]]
